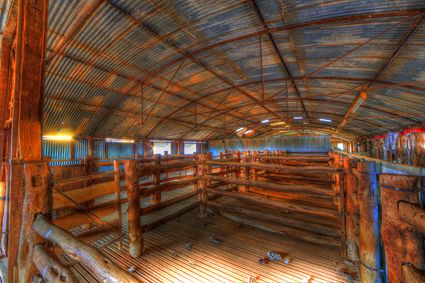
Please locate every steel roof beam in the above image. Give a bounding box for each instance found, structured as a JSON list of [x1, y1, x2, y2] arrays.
[[143, 9, 425, 83], [250, 0, 309, 119], [45, 49, 257, 133], [105, 0, 287, 136], [338, 15, 425, 129]]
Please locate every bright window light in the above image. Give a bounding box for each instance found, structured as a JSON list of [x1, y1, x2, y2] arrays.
[[270, 121, 286, 126], [261, 119, 269, 124], [43, 135, 73, 141], [319, 118, 332, 123], [105, 138, 135, 143], [337, 143, 344, 150], [293, 117, 303, 120], [153, 142, 171, 155], [245, 130, 252, 134], [184, 142, 197, 154]]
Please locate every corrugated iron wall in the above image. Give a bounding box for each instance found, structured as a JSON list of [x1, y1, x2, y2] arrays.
[[106, 142, 134, 158], [208, 135, 331, 156]]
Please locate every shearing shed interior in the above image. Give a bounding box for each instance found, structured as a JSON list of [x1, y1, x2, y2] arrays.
[[1, 0, 425, 282]]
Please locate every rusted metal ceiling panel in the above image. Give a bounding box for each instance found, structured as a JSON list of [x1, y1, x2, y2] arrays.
[[21, 0, 423, 140]]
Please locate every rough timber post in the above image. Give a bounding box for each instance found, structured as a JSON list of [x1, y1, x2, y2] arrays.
[[198, 154, 207, 218], [152, 154, 161, 204], [124, 160, 142, 258], [357, 161, 382, 283], [380, 174, 424, 283], [17, 162, 49, 283], [113, 160, 123, 249], [239, 151, 250, 192], [0, 0, 48, 281], [343, 157, 359, 262]]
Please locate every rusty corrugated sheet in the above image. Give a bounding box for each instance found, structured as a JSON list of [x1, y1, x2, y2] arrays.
[[2, 1, 425, 140]]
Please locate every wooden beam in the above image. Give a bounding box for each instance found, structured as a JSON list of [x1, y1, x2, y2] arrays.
[[402, 263, 425, 282], [399, 201, 425, 235], [208, 202, 341, 237], [205, 175, 336, 196], [141, 190, 200, 215], [139, 177, 200, 197], [207, 160, 341, 173], [33, 215, 138, 283], [206, 189, 339, 219], [380, 175, 424, 283], [124, 160, 142, 258], [142, 202, 199, 232], [217, 211, 340, 247], [33, 244, 78, 283], [17, 162, 49, 282], [357, 162, 383, 283]]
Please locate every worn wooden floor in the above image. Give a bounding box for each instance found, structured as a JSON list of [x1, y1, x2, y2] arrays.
[[60, 186, 356, 283]]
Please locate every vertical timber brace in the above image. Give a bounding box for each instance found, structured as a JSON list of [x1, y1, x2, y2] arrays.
[[356, 162, 383, 283], [0, 0, 48, 282], [124, 160, 142, 258]]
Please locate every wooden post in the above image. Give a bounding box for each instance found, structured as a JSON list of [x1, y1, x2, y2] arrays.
[[17, 162, 49, 283], [192, 153, 198, 191], [143, 140, 149, 158], [198, 154, 208, 218], [113, 160, 123, 250], [402, 264, 425, 282], [177, 141, 182, 155], [33, 215, 138, 282], [343, 158, 359, 262], [336, 155, 346, 257], [88, 138, 94, 158], [380, 174, 424, 283], [206, 152, 212, 186], [70, 139, 75, 160], [264, 150, 270, 176], [240, 152, 250, 192], [33, 244, 78, 283], [356, 161, 382, 283], [152, 154, 161, 205], [0, 0, 48, 281], [124, 160, 142, 258], [399, 201, 425, 234], [251, 151, 258, 181]]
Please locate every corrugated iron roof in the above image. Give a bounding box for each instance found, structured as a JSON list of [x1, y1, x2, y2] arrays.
[[3, 0, 425, 140]]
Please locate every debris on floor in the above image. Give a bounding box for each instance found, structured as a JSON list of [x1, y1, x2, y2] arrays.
[[247, 275, 258, 283], [267, 251, 288, 261], [337, 268, 358, 282], [258, 257, 270, 264], [301, 275, 312, 283], [185, 240, 193, 250], [282, 256, 291, 265], [128, 266, 135, 273], [259, 251, 291, 265], [170, 250, 178, 257], [208, 234, 223, 244]]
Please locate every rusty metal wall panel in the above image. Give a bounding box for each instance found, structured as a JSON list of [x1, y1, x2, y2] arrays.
[[208, 135, 330, 156]]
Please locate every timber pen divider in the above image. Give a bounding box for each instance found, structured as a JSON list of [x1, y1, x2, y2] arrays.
[[4, 152, 425, 282], [124, 154, 201, 258], [332, 151, 425, 282]]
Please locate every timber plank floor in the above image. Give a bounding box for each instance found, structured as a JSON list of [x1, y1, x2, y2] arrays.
[[60, 187, 356, 282]]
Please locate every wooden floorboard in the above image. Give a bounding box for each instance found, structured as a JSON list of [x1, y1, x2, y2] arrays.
[[60, 187, 356, 282]]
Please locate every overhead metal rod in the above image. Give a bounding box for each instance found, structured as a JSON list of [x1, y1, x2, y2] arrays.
[[143, 9, 425, 83], [338, 15, 425, 129], [250, 0, 309, 118], [106, 1, 281, 135], [45, 48, 255, 134]]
